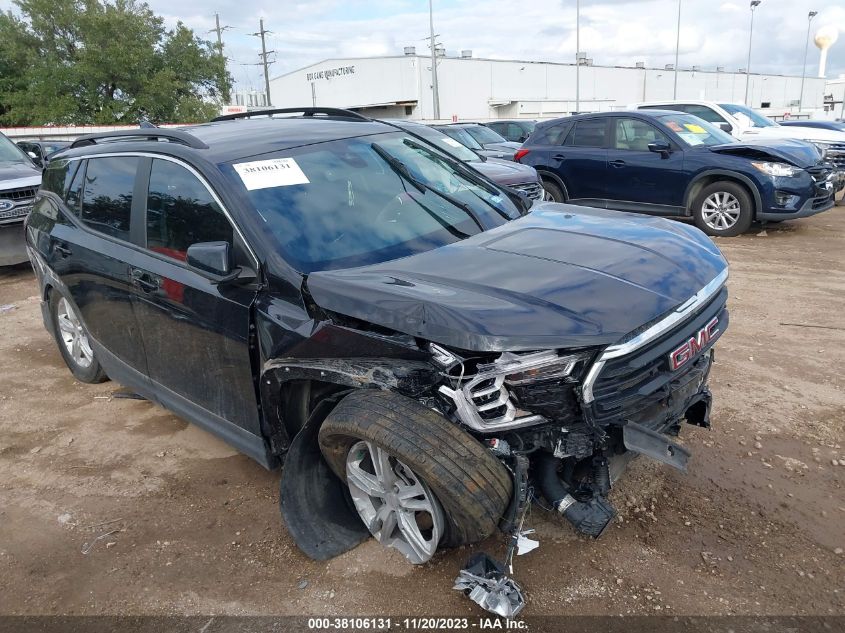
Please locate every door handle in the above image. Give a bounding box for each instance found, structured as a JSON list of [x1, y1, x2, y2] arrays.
[[553, 153, 568, 160], [609, 160, 626, 168], [54, 242, 72, 257], [130, 268, 159, 293]]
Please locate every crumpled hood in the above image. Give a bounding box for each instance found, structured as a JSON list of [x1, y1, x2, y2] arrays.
[[0, 161, 41, 186], [473, 158, 540, 186], [307, 205, 728, 352], [707, 138, 822, 168]]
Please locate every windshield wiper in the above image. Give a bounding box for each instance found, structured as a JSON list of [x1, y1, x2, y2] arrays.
[[371, 142, 484, 232]]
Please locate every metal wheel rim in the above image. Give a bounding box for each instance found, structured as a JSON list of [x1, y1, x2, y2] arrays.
[[543, 189, 555, 202], [701, 192, 741, 231], [57, 297, 94, 369], [345, 440, 444, 564]]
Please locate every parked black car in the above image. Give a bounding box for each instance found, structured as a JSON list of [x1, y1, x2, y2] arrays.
[[484, 120, 536, 143], [27, 107, 728, 566], [516, 110, 837, 236], [386, 120, 545, 201], [434, 123, 522, 161], [17, 140, 72, 167], [1, 132, 42, 266]]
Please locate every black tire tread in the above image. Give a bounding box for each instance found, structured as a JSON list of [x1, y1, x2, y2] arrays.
[[318, 389, 512, 547]]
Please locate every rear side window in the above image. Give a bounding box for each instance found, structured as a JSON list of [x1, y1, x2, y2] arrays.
[[80, 157, 138, 241], [41, 159, 79, 199], [566, 119, 608, 147], [530, 121, 573, 145], [145, 159, 232, 262]]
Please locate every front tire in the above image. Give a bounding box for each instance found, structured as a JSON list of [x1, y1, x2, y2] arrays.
[[49, 289, 108, 383], [318, 390, 512, 563], [542, 178, 566, 203], [692, 181, 754, 237]]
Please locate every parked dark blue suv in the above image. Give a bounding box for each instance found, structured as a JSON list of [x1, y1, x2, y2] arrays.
[[516, 110, 837, 236]]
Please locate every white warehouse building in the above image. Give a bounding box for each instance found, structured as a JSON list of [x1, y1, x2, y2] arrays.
[[269, 52, 830, 122]]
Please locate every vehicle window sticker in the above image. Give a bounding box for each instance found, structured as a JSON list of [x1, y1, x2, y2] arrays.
[[441, 137, 463, 148], [665, 121, 683, 132], [233, 157, 310, 190], [683, 123, 707, 134]]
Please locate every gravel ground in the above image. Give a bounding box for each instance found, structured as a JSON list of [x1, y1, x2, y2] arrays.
[[0, 212, 843, 617]]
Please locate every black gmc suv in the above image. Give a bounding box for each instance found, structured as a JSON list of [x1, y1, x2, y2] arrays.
[[25, 108, 729, 565]]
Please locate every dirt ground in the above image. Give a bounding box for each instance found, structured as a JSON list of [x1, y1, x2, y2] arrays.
[[0, 213, 843, 618]]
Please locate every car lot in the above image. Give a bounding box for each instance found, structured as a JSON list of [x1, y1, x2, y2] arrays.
[[1, 212, 843, 617]]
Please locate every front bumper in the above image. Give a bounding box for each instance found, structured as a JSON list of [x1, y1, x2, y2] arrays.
[[0, 222, 28, 266], [758, 194, 835, 221]]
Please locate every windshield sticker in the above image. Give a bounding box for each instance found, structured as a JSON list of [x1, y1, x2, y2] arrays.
[[441, 137, 463, 148], [683, 123, 707, 134], [666, 121, 683, 132], [233, 158, 310, 190], [677, 133, 705, 146]]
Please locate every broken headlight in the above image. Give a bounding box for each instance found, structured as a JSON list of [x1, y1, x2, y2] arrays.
[[438, 350, 592, 432], [751, 161, 802, 178]]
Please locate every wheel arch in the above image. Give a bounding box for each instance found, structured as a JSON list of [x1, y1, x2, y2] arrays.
[[536, 168, 570, 200], [684, 170, 761, 218]]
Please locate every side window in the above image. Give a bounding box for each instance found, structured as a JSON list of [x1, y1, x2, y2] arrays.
[[566, 119, 608, 147], [41, 159, 79, 199], [145, 159, 232, 262], [532, 121, 572, 145], [65, 160, 85, 216], [80, 157, 138, 240], [507, 123, 524, 141], [684, 105, 727, 124], [614, 118, 669, 151]]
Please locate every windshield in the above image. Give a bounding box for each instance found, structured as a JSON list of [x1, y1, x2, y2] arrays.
[[438, 127, 485, 151], [465, 125, 508, 145], [0, 134, 30, 165], [225, 132, 522, 273], [718, 103, 778, 129], [657, 113, 736, 147], [400, 125, 482, 163]]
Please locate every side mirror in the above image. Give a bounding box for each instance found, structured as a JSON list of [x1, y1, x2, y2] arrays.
[[648, 140, 672, 157], [186, 241, 232, 278], [716, 122, 733, 134]]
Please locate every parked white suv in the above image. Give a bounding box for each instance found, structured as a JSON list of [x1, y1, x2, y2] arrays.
[[630, 101, 845, 191]]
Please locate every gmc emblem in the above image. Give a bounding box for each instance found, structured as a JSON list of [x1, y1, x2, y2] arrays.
[[669, 317, 719, 371]]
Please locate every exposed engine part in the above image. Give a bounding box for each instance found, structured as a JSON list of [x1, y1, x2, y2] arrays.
[[453, 553, 526, 619], [592, 456, 611, 496], [439, 350, 590, 432], [536, 452, 617, 538], [553, 430, 595, 459]]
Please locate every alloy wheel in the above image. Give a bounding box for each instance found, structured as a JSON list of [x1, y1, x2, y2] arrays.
[[701, 192, 741, 231], [345, 440, 444, 564], [56, 297, 94, 369]]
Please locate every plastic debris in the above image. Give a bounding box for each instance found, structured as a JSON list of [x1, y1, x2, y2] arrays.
[[515, 529, 539, 556], [0, 304, 17, 313], [453, 553, 525, 619]]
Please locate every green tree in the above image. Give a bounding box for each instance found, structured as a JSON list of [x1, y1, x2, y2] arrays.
[[0, 0, 232, 125]]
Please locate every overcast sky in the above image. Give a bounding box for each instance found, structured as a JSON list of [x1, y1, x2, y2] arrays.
[[5, 0, 845, 93]]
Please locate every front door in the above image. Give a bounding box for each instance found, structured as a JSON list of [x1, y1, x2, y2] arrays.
[[605, 117, 686, 211], [128, 157, 262, 444]]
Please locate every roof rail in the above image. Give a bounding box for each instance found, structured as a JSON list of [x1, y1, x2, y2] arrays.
[[69, 128, 208, 150], [211, 107, 371, 122]]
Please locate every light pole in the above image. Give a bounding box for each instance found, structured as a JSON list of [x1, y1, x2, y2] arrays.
[[744, 0, 762, 106], [429, 0, 441, 120], [673, 0, 682, 98], [575, 0, 580, 113], [799, 10, 818, 112]]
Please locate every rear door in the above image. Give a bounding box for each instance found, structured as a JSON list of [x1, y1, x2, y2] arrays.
[[47, 156, 150, 384], [605, 117, 686, 211], [559, 118, 610, 203], [128, 157, 263, 445]]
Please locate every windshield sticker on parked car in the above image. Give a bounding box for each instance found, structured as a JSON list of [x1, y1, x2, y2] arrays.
[[677, 133, 705, 146], [683, 123, 707, 134], [233, 157, 310, 190]]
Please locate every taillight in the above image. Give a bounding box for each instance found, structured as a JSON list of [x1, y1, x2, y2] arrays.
[[514, 149, 530, 162]]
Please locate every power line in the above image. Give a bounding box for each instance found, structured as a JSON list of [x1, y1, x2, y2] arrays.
[[250, 19, 275, 107]]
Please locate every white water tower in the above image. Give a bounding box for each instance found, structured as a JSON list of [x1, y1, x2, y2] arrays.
[[815, 25, 839, 78]]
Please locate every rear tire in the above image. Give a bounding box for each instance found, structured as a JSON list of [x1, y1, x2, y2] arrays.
[[692, 181, 754, 237], [49, 288, 108, 384], [542, 179, 566, 203], [318, 390, 512, 559]]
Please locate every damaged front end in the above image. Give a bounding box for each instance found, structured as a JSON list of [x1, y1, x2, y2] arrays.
[[434, 269, 729, 538]]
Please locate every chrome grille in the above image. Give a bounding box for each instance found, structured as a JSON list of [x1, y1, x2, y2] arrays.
[[511, 182, 544, 200], [825, 143, 845, 170], [0, 186, 38, 201], [0, 205, 32, 221]]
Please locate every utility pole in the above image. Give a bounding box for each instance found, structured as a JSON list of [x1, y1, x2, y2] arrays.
[[673, 0, 682, 98], [251, 19, 274, 107], [575, 0, 580, 113], [428, 0, 440, 120], [799, 10, 818, 112], [209, 13, 232, 103], [744, 0, 762, 106]]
